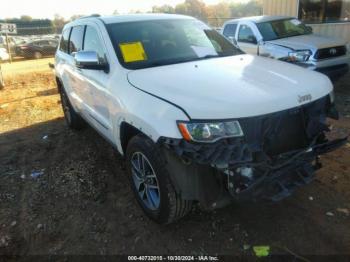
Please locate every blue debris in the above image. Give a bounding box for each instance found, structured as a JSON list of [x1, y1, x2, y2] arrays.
[[31, 171, 44, 178]]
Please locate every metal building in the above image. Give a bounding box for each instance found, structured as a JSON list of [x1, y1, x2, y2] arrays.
[[263, 0, 350, 41]]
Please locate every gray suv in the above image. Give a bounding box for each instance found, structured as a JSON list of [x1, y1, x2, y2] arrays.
[[222, 16, 350, 80]]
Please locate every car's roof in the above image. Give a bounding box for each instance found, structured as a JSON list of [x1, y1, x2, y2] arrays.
[[226, 15, 294, 24], [70, 13, 195, 25]]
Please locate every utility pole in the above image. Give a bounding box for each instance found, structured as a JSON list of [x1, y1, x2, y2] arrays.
[[5, 32, 12, 63], [0, 63, 4, 89]]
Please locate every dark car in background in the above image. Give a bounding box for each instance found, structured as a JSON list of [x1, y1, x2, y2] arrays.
[[16, 39, 58, 59]]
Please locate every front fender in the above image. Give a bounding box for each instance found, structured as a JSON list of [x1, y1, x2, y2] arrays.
[[259, 42, 293, 60], [112, 87, 190, 155]]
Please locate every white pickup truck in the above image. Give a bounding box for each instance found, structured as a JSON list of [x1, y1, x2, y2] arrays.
[[0, 47, 9, 62], [222, 16, 350, 80], [55, 14, 347, 224]]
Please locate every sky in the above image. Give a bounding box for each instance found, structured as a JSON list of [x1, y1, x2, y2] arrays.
[[3, 0, 249, 20]]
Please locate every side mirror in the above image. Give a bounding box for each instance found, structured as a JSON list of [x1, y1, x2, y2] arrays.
[[74, 51, 108, 71], [257, 39, 264, 46], [257, 39, 265, 56]]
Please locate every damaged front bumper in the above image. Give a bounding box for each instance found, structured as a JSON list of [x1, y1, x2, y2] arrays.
[[158, 95, 348, 205], [224, 137, 347, 202]]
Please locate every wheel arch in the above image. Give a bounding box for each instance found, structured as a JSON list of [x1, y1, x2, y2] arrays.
[[119, 121, 144, 155], [55, 76, 63, 92]]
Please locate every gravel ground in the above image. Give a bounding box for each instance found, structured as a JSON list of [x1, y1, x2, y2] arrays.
[[0, 61, 349, 258]]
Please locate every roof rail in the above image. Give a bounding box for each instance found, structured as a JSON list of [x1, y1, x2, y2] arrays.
[[77, 14, 101, 20]]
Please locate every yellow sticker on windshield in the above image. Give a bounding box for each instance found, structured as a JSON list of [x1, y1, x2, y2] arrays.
[[119, 42, 147, 63]]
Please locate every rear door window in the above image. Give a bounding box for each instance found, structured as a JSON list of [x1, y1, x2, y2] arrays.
[[59, 28, 71, 53], [69, 25, 85, 54], [223, 23, 238, 38]]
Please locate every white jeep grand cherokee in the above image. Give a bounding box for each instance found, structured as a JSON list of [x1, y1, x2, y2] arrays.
[[55, 14, 347, 224]]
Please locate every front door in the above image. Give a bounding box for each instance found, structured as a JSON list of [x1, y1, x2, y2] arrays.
[[78, 24, 113, 141], [237, 24, 258, 55]]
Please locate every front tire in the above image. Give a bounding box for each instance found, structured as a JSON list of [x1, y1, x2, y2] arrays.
[[59, 86, 85, 130], [126, 135, 192, 224]]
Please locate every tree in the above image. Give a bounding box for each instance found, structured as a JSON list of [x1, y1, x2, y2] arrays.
[[229, 0, 262, 18], [70, 15, 84, 21], [20, 15, 33, 22], [53, 14, 66, 33], [152, 0, 263, 25], [174, 3, 188, 15], [128, 9, 142, 14], [152, 5, 175, 14], [175, 0, 208, 21], [207, 2, 231, 27]]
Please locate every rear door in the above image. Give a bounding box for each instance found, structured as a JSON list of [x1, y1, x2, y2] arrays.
[[56, 28, 73, 105], [237, 23, 258, 54], [56, 28, 72, 98], [62, 25, 90, 115]]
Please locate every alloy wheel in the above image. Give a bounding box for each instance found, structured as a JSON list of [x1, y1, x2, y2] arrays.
[[130, 152, 160, 210]]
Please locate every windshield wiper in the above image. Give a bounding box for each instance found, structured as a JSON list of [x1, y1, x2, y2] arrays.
[[141, 54, 230, 69], [145, 57, 199, 68], [193, 54, 232, 61], [201, 54, 220, 59]]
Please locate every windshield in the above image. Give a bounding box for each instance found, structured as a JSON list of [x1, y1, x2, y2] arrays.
[[257, 18, 311, 41], [106, 19, 242, 69]]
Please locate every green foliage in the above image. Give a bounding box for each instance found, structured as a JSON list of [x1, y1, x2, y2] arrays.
[[152, 5, 175, 14], [152, 0, 263, 26], [20, 15, 33, 22], [52, 14, 66, 33], [229, 0, 263, 18], [175, 0, 208, 21], [0, 0, 263, 36]]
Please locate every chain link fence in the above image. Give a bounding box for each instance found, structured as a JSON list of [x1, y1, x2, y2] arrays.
[[0, 25, 62, 89]]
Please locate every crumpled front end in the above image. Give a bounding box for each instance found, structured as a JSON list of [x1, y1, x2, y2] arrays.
[[158, 95, 347, 206]]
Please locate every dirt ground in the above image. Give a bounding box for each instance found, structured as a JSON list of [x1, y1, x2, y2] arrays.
[[0, 59, 349, 258]]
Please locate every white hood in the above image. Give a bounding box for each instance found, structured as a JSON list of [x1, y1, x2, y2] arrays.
[[128, 55, 333, 119], [267, 34, 346, 51]]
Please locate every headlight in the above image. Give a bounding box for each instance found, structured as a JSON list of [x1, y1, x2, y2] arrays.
[[287, 50, 312, 62], [177, 120, 244, 143]]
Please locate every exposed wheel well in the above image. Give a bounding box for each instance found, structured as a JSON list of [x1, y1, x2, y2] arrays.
[[56, 77, 63, 92], [120, 122, 142, 154]]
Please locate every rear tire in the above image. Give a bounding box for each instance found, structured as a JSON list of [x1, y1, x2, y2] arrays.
[[126, 134, 192, 224], [59, 86, 85, 130]]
